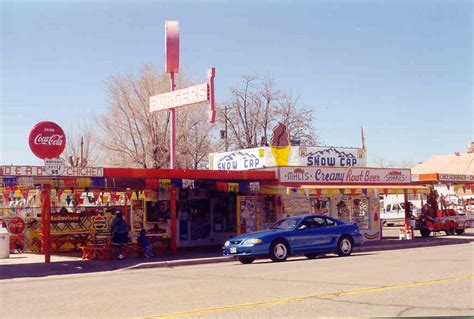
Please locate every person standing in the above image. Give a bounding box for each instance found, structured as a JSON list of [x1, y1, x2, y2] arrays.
[[111, 212, 129, 259]]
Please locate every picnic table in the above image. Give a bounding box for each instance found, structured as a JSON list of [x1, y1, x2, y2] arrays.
[[80, 233, 170, 260]]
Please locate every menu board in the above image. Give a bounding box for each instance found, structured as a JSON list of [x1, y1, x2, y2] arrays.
[[131, 200, 144, 232], [238, 196, 259, 233]]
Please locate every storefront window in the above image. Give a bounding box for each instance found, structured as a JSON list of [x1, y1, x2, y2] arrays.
[[262, 196, 277, 228], [336, 198, 352, 223], [352, 198, 369, 229], [311, 197, 330, 215], [145, 200, 170, 222]]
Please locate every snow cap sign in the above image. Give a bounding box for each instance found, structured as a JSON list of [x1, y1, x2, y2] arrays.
[[28, 121, 66, 159]]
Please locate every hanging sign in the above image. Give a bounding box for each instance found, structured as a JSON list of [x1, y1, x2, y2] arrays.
[[279, 167, 411, 185], [211, 148, 265, 170], [150, 83, 208, 112], [28, 121, 66, 159], [51, 213, 81, 223], [1, 165, 103, 177], [304, 147, 366, 167], [209, 145, 367, 170], [439, 174, 474, 183], [44, 158, 66, 176]]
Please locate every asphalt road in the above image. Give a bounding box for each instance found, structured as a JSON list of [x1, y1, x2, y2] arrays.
[[1, 242, 473, 319]]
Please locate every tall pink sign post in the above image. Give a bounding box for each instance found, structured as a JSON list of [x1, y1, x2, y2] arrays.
[[150, 21, 216, 253], [155, 21, 216, 169], [165, 21, 179, 169]]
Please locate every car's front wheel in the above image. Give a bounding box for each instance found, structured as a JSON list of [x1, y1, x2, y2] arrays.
[[238, 257, 255, 264], [270, 240, 289, 262], [336, 236, 353, 257]]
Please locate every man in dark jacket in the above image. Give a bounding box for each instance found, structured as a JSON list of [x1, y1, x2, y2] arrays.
[[111, 212, 129, 259]]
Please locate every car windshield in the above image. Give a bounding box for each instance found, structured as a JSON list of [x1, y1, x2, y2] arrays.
[[270, 217, 301, 230]]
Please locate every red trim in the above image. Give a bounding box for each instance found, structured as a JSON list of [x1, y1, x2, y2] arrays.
[[104, 168, 276, 181]]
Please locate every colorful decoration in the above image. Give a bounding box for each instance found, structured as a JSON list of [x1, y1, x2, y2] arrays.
[[215, 182, 226, 192], [364, 232, 380, 240], [145, 179, 158, 189], [3, 177, 17, 187], [270, 122, 291, 166], [316, 189, 322, 198], [57, 189, 64, 201], [21, 189, 29, 199]]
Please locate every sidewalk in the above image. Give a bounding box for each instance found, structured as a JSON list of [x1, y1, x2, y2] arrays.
[[1, 231, 473, 280]]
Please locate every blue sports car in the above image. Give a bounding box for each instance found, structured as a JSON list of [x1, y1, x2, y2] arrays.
[[222, 214, 363, 264]]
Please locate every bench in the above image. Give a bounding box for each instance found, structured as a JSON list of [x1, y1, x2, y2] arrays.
[[80, 237, 170, 260]]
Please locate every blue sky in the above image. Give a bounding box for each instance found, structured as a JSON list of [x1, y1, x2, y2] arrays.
[[1, 0, 472, 167]]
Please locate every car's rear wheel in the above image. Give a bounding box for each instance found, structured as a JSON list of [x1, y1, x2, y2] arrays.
[[270, 240, 289, 262], [238, 257, 255, 264], [304, 253, 317, 259], [336, 236, 353, 257]]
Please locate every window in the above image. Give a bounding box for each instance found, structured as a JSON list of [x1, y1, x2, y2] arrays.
[[300, 216, 326, 229], [352, 198, 369, 229], [337, 198, 352, 223], [325, 218, 336, 227], [271, 217, 300, 230], [386, 204, 391, 211], [311, 197, 330, 215]]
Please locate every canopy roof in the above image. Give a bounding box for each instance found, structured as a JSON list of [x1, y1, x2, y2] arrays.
[[412, 152, 474, 175]]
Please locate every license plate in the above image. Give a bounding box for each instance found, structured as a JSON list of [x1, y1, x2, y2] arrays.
[[230, 247, 237, 254]]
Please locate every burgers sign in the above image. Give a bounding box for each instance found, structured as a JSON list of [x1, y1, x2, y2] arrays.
[[28, 121, 66, 159]]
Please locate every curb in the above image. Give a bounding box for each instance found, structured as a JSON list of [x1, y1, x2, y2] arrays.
[[121, 256, 232, 271], [354, 238, 471, 253], [125, 238, 471, 270]]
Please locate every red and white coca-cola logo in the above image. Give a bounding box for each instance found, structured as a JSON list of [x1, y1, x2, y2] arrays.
[[34, 134, 65, 146], [28, 121, 66, 159]]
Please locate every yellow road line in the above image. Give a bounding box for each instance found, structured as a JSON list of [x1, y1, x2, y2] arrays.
[[136, 274, 474, 319]]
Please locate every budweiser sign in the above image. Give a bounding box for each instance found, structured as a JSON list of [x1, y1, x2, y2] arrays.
[[28, 121, 66, 159]]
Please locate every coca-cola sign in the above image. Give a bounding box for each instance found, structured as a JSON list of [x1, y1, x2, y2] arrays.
[[28, 121, 66, 159]]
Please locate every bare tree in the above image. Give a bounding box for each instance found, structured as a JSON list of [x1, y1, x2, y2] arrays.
[[398, 160, 414, 168], [219, 74, 319, 150], [98, 64, 215, 168], [373, 157, 413, 168], [64, 119, 99, 167], [373, 156, 394, 168]]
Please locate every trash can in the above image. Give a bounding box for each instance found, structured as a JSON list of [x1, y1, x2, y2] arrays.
[[0, 227, 10, 258]]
